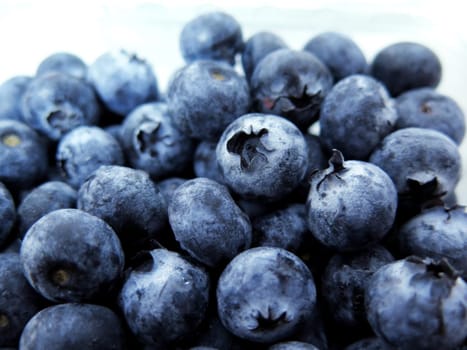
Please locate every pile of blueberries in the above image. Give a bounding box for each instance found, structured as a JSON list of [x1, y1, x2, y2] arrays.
[[0, 10, 466, 350]]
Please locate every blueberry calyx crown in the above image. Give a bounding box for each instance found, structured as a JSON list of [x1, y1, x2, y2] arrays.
[[1, 133, 21, 147], [227, 127, 272, 170], [406, 255, 460, 280], [136, 121, 168, 157], [328, 149, 345, 172], [251, 307, 289, 332]]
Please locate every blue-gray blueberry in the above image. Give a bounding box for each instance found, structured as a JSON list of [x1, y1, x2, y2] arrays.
[[216, 113, 309, 201], [0, 76, 31, 121], [21, 72, 100, 140], [20, 208, 125, 302], [180, 11, 243, 65], [303, 31, 368, 81], [78, 165, 167, 257], [167, 59, 250, 141], [36, 52, 87, 80], [88, 49, 159, 116], [0, 183, 15, 248], [250, 49, 333, 129], [19, 303, 126, 350], [120, 102, 195, 179], [217, 247, 317, 343], [319, 74, 398, 160], [17, 181, 77, 238], [306, 150, 398, 251], [370, 42, 442, 96], [0, 253, 46, 347], [365, 256, 467, 350], [168, 177, 252, 268], [395, 87, 465, 144], [56, 126, 124, 188], [119, 249, 210, 347]]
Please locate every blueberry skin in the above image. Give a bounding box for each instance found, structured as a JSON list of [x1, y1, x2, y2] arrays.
[[321, 245, 394, 329], [120, 102, 195, 179], [398, 205, 467, 278], [119, 249, 210, 346], [216, 113, 309, 201], [268, 341, 319, 350], [17, 181, 77, 238], [0, 183, 15, 248], [167, 60, 250, 141], [158, 177, 187, 206], [0, 76, 31, 121], [370, 42, 442, 96], [319, 74, 398, 160], [0, 253, 46, 347], [77, 165, 167, 254], [306, 151, 398, 251], [365, 257, 467, 350], [193, 141, 225, 184], [303, 32, 368, 82], [250, 49, 333, 129], [21, 72, 100, 141], [217, 247, 317, 343], [241, 31, 288, 81], [88, 49, 159, 116], [395, 88, 465, 144], [344, 337, 394, 350], [180, 11, 243, 65], [168, 177, 252, 267], [56, 126, 124, 188], [19, 303, 126, 350], [369, 127, 461, 199], [20, 208, 125, 302], [36, 52, 87, 79], [0, 120, 48, 192], [252, 203, 308, 254]]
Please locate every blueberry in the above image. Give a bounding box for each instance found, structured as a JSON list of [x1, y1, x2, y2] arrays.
[[241, 31, 288, 81], [365, 257, 467, 349], [319, 74, 398, 160], [0, 120, 48, 192], [120, 102, 195, 179], [0, 183, 15, 248], [397, 205, 467, 278], [306, 150, 398, 251], [17, 181, 77, 238], [193, 141, 225, 184], [20, 208, 124, 302], [167, 60, 250, 141], [252, 203, 309, 254], [268, 341, 320, 350], [119, 249, 210, 347], [168, 177, 252, 268], [56, 126, 124, 188], [395, 87, 465, 144], [250, 48, 333, 129], [344, 337, 394, 350], [370, 42, 442, 96], [321, 245, 394, 330], [369, 128, 461, 207], [88, 49, 159, 116], [19, 303, 126, 350], [77, 165, 167, 257], [180, 11, 243, 65], [216, 113, 309, 201], [217, 247, 317, 343], [36, 52, 87, 79], [21, 72, 100, 141], [303, 31, 368, 82], [0, 253, 46, 347], [0, 76, 31, 121]]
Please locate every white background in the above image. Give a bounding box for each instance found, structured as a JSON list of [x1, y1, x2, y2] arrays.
[[1, 0, 466, 201]]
